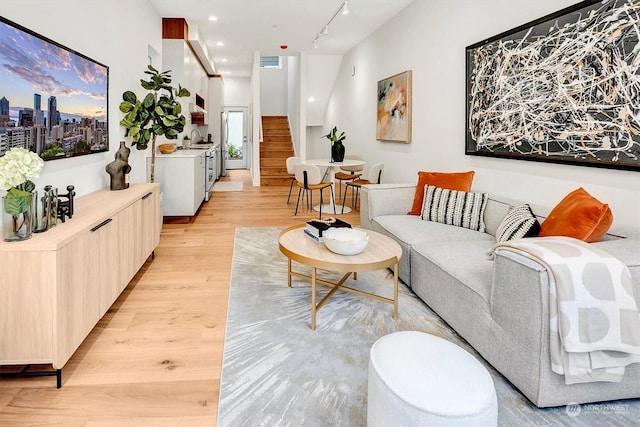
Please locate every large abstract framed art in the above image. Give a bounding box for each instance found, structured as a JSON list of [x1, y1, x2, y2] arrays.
[[0, 16, 109, 161], [466, 0, 640, 171], [377, 70, 412, 143]]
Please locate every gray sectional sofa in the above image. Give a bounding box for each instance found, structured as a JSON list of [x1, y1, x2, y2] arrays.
[[360, 183, 640, 408]]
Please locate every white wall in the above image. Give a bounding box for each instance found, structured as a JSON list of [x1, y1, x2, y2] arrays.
[[223, 77, 251, 107], [306, 54, 343, 126], [260, 60, 289, 116], [251, 52, 262, 186], [0, 0, 162, 196], [287, 56, 301, 156], [321, 0, 640, 236]]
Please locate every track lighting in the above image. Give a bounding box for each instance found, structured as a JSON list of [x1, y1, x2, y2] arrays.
[[312, 0, 350, 48], [342, 0, 349, 15]]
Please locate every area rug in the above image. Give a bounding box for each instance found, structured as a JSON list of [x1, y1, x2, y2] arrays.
[[213, 181, 243, 192], [217, 227, 640, 426]]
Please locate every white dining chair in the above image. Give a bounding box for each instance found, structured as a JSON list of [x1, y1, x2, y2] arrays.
[[334, 155, 364, 200], [342, 162, 384, 213], [286, 156, 301, 204], [293, 163, 336, 218]]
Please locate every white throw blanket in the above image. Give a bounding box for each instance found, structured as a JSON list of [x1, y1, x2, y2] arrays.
[[488, 236, 640, 384]]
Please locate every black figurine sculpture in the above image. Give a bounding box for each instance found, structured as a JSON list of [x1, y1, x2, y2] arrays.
[[105, 141, 131, 190]]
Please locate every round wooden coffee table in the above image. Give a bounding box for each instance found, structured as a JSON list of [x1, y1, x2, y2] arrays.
[[278, 224, 402, 330]]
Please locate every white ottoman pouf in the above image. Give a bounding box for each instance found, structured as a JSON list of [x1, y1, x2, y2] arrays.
[[367, 331, 498, 426]]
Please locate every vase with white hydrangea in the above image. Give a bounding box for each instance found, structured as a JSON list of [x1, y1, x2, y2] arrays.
[[0, 148, 44, 241]]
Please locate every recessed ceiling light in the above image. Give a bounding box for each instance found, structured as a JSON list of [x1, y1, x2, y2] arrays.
[[221, 58, 228, 62], [208, 15, 218, 21], [216, 41, 224, 46], [308, 97, 315, 103], [225, 71, 232, 75]]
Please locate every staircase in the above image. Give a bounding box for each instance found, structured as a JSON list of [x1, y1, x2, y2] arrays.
[[260, 116, 295, 186]]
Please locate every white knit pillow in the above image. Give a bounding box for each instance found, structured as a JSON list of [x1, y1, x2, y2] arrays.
[[421, 185, 488, 232], [495, 204, 541, 242]]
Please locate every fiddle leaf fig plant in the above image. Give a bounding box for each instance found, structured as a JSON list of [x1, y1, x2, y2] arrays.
[[119, 65, 190, 182]]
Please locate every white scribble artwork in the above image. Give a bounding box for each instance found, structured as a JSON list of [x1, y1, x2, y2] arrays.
[[467, 0, 640, 169]]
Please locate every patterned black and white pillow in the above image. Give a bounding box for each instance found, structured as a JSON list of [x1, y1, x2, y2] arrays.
[[495, 204, 541, 242], [421, 185, 488, 232]]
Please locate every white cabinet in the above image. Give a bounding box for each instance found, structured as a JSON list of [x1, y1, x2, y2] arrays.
[[207, 77, 224, 144], [149, 151, 206, 216], [0, 184, 161, 377]]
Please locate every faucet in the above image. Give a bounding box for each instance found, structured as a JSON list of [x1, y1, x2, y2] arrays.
[[191, 128, 203, 144]]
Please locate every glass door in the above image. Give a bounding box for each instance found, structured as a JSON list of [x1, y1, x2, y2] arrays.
[[224, 107, 248, 170]]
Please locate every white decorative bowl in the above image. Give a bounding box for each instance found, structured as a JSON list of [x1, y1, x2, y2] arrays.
[[323, 228, 369, 255]]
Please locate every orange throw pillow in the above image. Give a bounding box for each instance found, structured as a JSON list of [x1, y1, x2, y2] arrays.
[[408, 171, 475, 215], [538, 187, 613, 242]]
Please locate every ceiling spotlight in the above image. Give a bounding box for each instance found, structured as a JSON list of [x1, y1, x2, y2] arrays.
[[216, 41, 224, 46], [342, 0, 349, 14], [321, 25, 329, 36], [313, 38, 319, 49], [221, 58, 228, 62], [208, 15, 218, 21], [308, 97, 315, 103]]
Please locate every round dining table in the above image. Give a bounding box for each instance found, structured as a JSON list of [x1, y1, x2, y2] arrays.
[[301, 158, 365, 214]]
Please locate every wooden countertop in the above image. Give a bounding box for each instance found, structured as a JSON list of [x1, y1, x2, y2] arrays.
[[0, 183, 159, 252]]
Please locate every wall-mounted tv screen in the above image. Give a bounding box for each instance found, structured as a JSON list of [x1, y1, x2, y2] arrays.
[[0, 16, 108, 161]]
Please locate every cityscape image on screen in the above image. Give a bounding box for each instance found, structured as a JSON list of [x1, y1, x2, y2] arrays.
[[0, 16, 108, 161]]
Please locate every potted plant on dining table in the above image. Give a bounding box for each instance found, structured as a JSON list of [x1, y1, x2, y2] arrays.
[[323, 126, 346, 163]]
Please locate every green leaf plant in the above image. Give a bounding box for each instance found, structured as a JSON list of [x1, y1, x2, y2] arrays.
[[4, 180, 35, 237], [323, 126, 346, 144], [119, 65, 190, 182]]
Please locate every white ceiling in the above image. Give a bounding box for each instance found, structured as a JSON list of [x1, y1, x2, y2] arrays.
[[148, 0, 415, 77]]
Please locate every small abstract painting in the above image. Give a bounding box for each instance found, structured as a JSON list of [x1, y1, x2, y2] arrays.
[[466, 0, 640, 171], [377, 70, 412, 143]]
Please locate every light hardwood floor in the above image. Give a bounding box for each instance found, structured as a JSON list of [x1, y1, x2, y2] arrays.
[[0, 170, 361, 426]]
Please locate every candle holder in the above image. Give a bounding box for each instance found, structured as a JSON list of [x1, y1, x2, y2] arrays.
[[57, 185, 75, 223]]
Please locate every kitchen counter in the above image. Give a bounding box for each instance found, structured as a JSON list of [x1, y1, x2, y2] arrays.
[[190, 142, 215, 148], [147, 150, 206, 216], [149, 148, 208, 158]]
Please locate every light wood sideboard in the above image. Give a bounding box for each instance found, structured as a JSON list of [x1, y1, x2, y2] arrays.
[[0, 183, 161, 387]]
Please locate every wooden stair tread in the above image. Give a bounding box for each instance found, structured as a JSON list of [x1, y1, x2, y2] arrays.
[[260, 116, 294, 186]]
